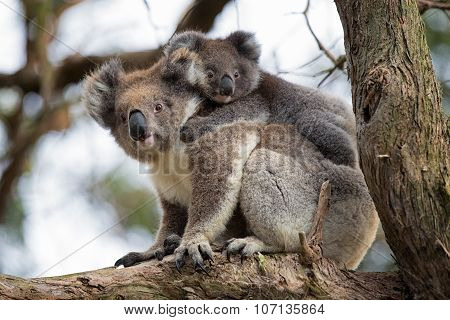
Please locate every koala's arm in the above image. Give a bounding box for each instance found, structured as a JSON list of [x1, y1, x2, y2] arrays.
[[181, 100, 268, 143], [115, 199, 187, 267], [153, 199, 187, 245], [174, 124, 260, 269]]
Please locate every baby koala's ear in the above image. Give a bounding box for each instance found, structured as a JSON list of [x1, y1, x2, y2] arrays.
[[82, 59, 123, 129], [163, 31, 206, 57], [162, 32, 206, 85], [226, 31, 261, 62]]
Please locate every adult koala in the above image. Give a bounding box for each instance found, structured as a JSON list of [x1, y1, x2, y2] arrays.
[[83, 54, 378, 272]]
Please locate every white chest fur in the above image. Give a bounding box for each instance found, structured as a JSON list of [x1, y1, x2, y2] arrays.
[[150, 96, 201, 208], [150, 146, 192, 208]]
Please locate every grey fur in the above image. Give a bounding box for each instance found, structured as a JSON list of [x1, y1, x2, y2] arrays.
[[164, 31, 357, 167], [83, 54, 378, 271]]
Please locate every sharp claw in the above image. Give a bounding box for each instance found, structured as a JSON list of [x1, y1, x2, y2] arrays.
[[222, 238, 235, 251], [114, 259, 123, 267], [221, 243, 229, 252], [200, 248, 214, 262], [226, 250, 231, 262], [175, 258, 185, 273], [155, 251, 164, 261], [194, 262, 209, 276]]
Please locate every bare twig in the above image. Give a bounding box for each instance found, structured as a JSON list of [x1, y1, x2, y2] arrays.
[[298, 180, 331, 265], [299, 1, 347, 86], [302, 0, 340, 66]]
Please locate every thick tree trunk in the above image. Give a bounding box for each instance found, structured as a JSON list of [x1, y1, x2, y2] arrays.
[[335, 0, 449, 299], [0, 254, 405, 300]]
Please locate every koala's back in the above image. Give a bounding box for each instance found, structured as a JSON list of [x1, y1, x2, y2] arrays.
[[260, 72, 354, 135], [255, 72, 358, 167]]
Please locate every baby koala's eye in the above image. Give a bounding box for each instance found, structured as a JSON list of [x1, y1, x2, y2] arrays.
[[154, 103, 163, 113], [234, 71, 240, 78], [206, 70, 214, 79]]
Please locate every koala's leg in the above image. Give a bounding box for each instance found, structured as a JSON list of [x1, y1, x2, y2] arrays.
[[296, 113, 358, 167], [115, 199, 187, 267], [174, 124, 260, 272], [237, 145, 378, 270], [228, 148, 317, 259], [315, 165, 379, 270]]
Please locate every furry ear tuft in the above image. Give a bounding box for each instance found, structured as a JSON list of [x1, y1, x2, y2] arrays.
[[163, 31, 206, 57], [82, 59, 124, 129], [226, 31, 261, 62]]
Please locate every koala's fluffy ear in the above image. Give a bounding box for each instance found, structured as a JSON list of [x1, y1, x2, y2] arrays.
[[163, 31, 206, 57], [226, 31, 261, 62], [82, 59, 123, 129]]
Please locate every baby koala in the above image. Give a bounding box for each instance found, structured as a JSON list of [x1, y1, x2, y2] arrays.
[[163, 31, 358, 168]]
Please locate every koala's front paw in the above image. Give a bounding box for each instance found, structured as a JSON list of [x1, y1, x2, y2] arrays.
[[115, 234, 182, 267], [180, 118, 213, 143], [174, 236, 214, 274]]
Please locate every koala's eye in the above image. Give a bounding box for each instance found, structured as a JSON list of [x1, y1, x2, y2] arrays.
[[206, 70, 214, 79], [234, 71, 240, 78], [154, 103, 163, 113]]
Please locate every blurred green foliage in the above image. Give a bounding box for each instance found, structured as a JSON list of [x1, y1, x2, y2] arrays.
[[90, 169, 161, 235]]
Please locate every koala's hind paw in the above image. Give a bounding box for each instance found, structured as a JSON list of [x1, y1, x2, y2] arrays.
[[222, 236, 270, 263], [174, 237, 214, 274], [115, 234, 182, 268]]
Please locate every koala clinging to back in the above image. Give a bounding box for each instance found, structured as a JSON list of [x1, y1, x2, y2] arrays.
[[83, 52, 378, 271], [164, 31, 358, 168]]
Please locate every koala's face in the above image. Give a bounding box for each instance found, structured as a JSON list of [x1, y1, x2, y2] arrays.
[[83, 59, 199, 162], [163, 31, 261, 104]]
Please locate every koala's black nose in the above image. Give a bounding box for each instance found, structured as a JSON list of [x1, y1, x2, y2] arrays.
[[129, 110, 147, 141], [219, 75, 234, 96]]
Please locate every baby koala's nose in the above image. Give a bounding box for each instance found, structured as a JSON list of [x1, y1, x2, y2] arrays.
[[129, 110, 147, 141], [219, 75, 234, 96]]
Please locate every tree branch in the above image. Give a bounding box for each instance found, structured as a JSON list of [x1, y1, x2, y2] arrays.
[[0, 252, 406, 300]]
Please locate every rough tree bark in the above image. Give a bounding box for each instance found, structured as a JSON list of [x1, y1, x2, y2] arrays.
[[0, 254, 405, 300], [335, 0, 449, 299]]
